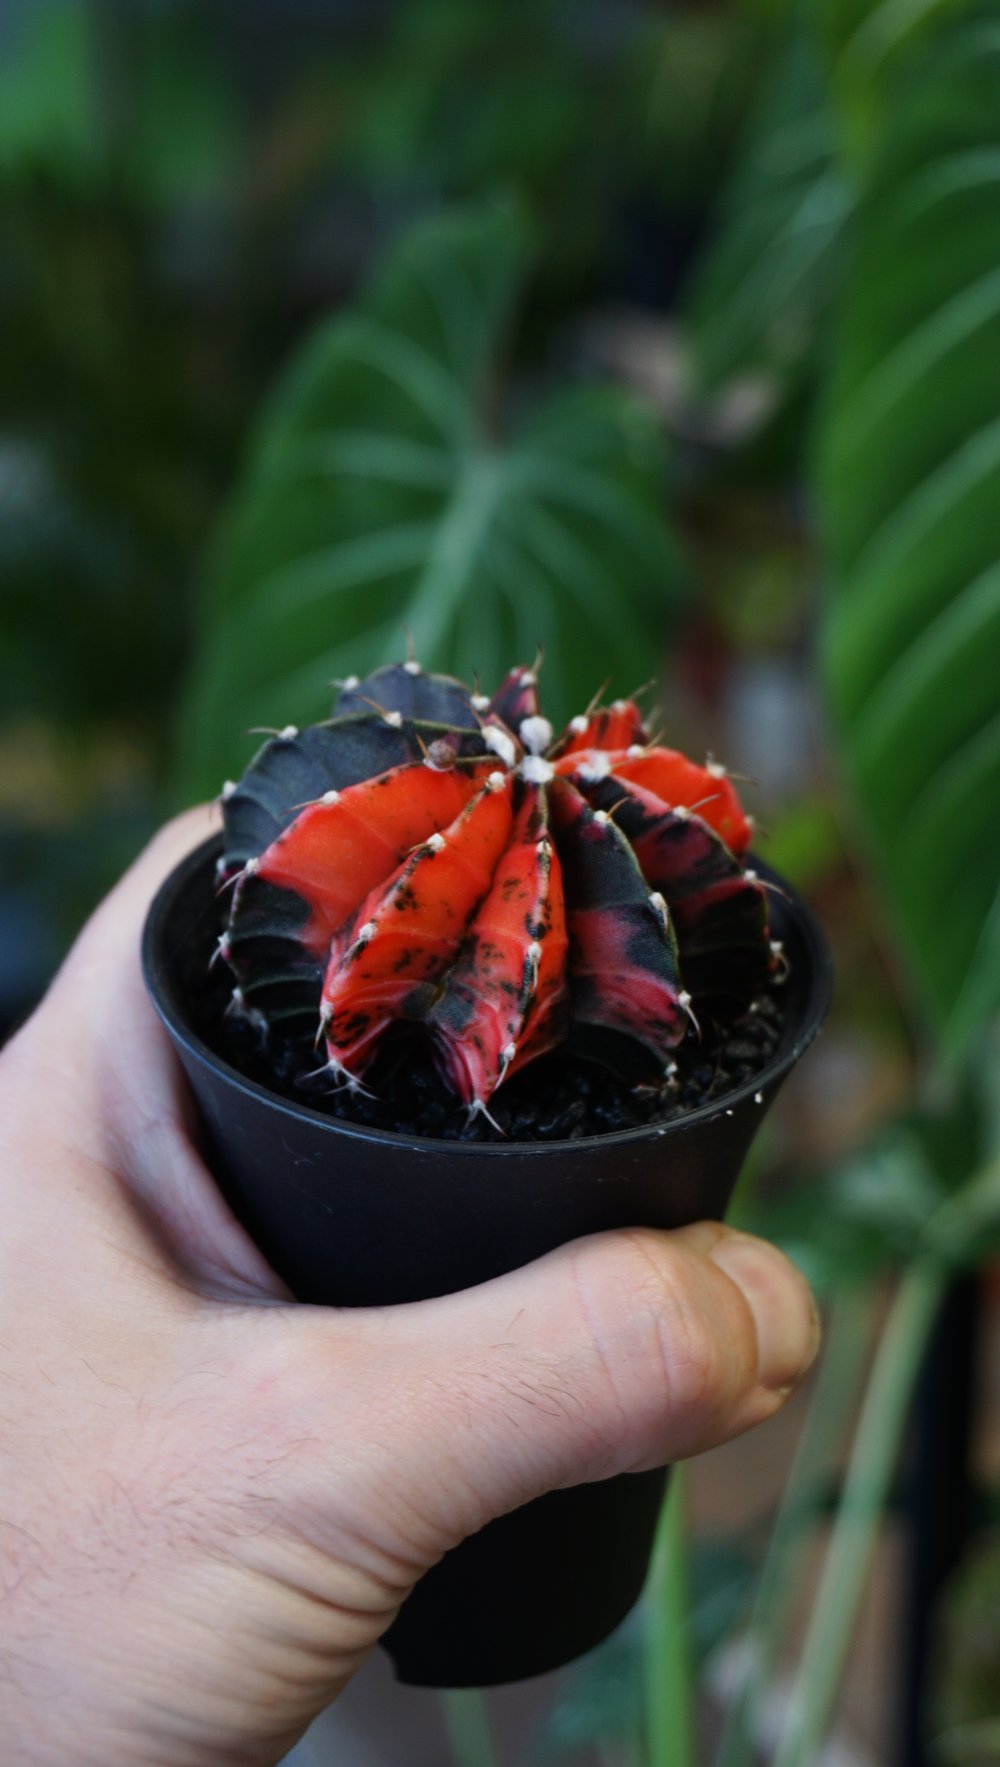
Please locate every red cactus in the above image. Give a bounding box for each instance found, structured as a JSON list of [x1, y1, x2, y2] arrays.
[[221, 661, 778, 1116]]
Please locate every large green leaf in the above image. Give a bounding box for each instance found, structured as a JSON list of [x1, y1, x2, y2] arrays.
[[819, 12, 1000, 1052], [176, 204, 681, 800], [685, 15, 852, 391], [684, 0, 968, 394]]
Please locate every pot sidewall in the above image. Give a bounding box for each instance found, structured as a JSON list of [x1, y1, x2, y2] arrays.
[[142, 837, 831, 1307]]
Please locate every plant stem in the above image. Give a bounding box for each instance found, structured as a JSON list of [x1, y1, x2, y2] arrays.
[[644, 1466, 696, 1767], [925, 1151, 1000, 1261], [772, 1259, 946, 1767], [715, 1287, 876, 1767], [441, 1689, 499, 1767]]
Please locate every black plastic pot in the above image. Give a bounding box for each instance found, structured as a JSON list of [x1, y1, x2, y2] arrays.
[[142, 837, 831, 1688]]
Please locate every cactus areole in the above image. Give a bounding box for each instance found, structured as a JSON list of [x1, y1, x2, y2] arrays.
[[215, 660, 783, 1131]]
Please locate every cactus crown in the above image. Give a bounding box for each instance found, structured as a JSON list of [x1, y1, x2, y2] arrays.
[[219, 659, 778, 1122]]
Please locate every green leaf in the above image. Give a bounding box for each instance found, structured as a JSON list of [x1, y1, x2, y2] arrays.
[[0, 3, 98, 182], [819, 14, 1000, 1047], [175, 204, 682, 800], [684, 3, 987, 395], [828, 0, 967, 79], [685, 15, 852, 390], [0, 3, 239, 202]]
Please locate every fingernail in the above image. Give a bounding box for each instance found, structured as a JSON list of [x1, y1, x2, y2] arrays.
[[708, 1233, 821, 1393]]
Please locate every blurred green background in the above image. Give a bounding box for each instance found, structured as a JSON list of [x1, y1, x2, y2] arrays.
[[1, 2, 999, 1763]]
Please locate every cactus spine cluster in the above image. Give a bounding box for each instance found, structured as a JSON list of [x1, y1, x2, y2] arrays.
[[219, 660, 779, 1120]]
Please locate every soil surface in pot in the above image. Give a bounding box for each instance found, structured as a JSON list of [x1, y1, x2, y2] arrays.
[[179, 899, 789, 1142]]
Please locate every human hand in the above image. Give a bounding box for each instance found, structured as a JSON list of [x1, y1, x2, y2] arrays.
[[0, 809, 820, 1767]]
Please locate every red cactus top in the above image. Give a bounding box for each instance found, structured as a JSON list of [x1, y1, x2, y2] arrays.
[[220, 662, 774, 1117]]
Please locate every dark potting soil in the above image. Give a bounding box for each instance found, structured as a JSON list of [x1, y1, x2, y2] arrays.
[[182, 904, 788, 1144]]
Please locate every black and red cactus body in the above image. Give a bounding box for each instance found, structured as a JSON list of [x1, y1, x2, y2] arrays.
[[221, 660, 778, 1117]]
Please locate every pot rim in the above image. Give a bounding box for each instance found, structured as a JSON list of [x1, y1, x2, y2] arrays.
[[142, 834, 833, 1159]]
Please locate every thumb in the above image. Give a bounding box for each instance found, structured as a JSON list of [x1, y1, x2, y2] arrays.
[[268, 1220, 820, 1564]]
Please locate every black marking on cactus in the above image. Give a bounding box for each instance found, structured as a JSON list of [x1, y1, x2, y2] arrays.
[[490, 666, 540, 731], [333, 663, 480, 729], [548, 778, 685, 1058], [578, 772, 771, 1014], [222, 714, 489, 868], [224, 876, 323, 1047]]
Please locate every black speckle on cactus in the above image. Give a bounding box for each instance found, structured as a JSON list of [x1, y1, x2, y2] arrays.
[[219, 660, 777, 1116]]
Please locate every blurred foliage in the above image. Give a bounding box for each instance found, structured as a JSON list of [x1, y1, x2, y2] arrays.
[[755, 797, 844, 893], [535, 1526, 757, 1762], [0, 4, 249, 746], [0, 181, 231, 737], [326, 0, 771, 293], [0, 0, 766, 774], [177, 202, 682, 798], [693, 0, 1000, 1063], [933, 1535, 1000, 1765], [753, 1059, 994, 1295], [679, 3, 1000, 1762], [0, 2, 239, 199], [820, 9, 1000, 1057]]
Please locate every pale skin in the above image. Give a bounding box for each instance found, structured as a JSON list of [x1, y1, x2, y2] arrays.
[[0, 807, 820, 1767]]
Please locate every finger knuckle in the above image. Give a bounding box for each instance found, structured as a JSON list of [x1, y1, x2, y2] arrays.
[[658, 1292, 724, 1418], [576, 1230, 724, 1422]]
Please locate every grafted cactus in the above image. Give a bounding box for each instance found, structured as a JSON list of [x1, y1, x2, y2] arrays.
[[219, 660, 779, 1120]]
